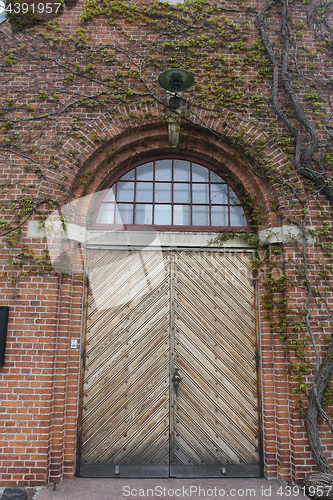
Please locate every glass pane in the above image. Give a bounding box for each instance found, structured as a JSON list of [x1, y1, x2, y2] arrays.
[[193, 183, 209, 204], [155, 160, 172, 181], [230, 206, 247, 226], [137, 162, 153, 181], [210, 171, 224, 183], [174, 183, 190, 203], [135, 204, 152, 225], [192, 205, 209, 226], [121, 170, 135, 181], [103, 187, 116, 202], [174, 160, 190, 181], [192, 163, 209, 182], [116, 203, 133, 224], [96, 203, 115, 224], [211, 183, 228, 204], [211, 205, 228, 226], [136, 182, 153, 202], [174, 205, 190, 225], [229, 188, 241, 205], [117, 182, 134, 202], [155, 183, 172, 203], [154, 205, 171, 225]]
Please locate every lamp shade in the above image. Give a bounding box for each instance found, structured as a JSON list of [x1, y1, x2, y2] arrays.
[[158, 68, 194, 93]]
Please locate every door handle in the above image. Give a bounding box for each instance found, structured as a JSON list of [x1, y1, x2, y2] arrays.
[[172, 368, 182, 395]]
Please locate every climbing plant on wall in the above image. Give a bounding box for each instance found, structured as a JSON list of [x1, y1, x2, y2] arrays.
[[0, 0, 333, 479]]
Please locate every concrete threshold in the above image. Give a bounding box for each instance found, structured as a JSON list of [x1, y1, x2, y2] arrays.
[[35, 477, 310, 500]]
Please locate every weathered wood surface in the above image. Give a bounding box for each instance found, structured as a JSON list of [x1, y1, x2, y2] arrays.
[[81, 249, 260, 474], [82, 250, 170, 466], [173, 250, 259, 466]]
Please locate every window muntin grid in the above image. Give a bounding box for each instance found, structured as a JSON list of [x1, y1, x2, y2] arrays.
[[95, 158, 248, 229]]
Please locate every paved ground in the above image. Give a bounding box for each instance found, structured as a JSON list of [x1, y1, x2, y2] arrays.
[[35, 477, 310, 500]]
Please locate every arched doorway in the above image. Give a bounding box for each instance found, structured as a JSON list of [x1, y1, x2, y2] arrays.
[[78, 155, 261, 478]]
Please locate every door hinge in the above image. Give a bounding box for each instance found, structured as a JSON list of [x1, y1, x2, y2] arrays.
[[255, 348, 259, 370], [252, 268, 259, 288], [255, 433, 262, 454], [82, 346, 86, 370], [79, 432, 83, 453]]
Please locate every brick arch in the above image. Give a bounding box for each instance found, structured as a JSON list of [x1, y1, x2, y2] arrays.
[[67, 115, 287, 230], [53, 114, 295, 483]]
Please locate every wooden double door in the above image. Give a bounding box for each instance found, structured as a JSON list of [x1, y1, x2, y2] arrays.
[[78, 248, 261, 478]]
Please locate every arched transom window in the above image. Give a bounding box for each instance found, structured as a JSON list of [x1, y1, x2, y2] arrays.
[[94, 157, 249, 231]]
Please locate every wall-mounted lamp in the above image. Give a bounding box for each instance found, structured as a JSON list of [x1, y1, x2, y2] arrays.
[[158, 68, 194, 109]]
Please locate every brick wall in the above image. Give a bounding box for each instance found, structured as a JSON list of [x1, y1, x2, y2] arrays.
[[0, 0, 332, 487]]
